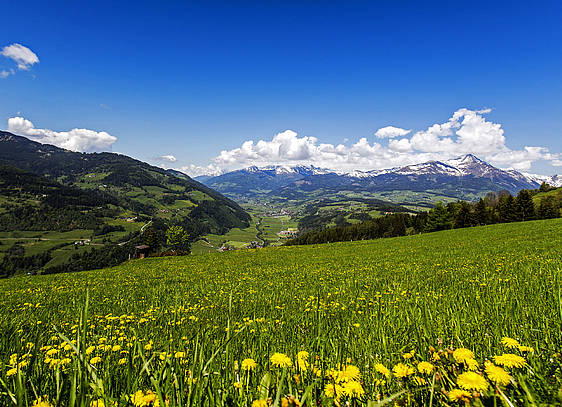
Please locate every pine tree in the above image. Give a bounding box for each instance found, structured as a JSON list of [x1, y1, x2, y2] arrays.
[[474, 198, 489, 225], [515, 189, 536, 221]]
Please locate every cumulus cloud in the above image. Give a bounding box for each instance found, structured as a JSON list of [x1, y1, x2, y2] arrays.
[[208, 108, 559, 174], [158, 155, 177, 163], [1, 44, 39, 70], [374, 126, 411, 138], [7, 116, 117, 152]]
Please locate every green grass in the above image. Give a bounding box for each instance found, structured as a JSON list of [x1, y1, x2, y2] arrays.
[[0, 219, 561, 406]]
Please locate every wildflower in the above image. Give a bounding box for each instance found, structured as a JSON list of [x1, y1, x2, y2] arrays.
[[118, 358, 127, 365], [393, 363, 415, 378], [281, 395, 301, 407], [32, 396, 54, 407], [46, 348, 59, 357], [465, 358, 479, 370], [90, 356, 102, 364], [417, 361, 434, 374], [174, 351, 185, 359], [453, 348, 474, 364], [402, 351, 415, 359], [340, 365, 360, 381], [251, 400, 268, 407], [501, 337, 520, 349], [493, 354, 527, 368], [112, 345, 121, 352], [86, 346, 96, 355], [485, 362, 511, 386], [7, 367, 18, 377], [374, 363, 391, 378], [324, 383, 344, 400], [296, 351, 309, 371], [448, 389, 471, 402], [342, 380, 365, 397], [270, 352, 292, 368], [518, 345, 534, 353], [457, 371, 488, 391], [412, 376, 426, 386], [241, 358, 257, 371]]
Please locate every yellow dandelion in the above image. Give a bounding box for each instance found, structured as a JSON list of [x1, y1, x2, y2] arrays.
[[518, 345, 534, 353], [374, 363, 391, 378], [501, 337, 520, 349], [324, 383, 344, 400], [342, 380, 365, 397], [270, 352, 292, 368], [6, 367, 18, 377], [90, 356, 102, 364], [457, 371, 488, 391], [417, 361, 434, 375], [465, 358, 479, 370], [251, 400, 268, 407], [453, 348, 474, 364], [241, 358, 257, 371], [448, 389, 472, 403], [493, 354, 527, 368], [485, 362, 511, 386], [392, 363, 415, 378], [118, 358, 127, 365], [86, 346, 96, 355], [297, 351, 309, 371], [340, 365, 360, 381], [32, 396, 54, 407]]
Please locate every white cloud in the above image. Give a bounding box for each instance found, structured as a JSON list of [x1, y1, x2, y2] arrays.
[[1, 68, 15, 78], [552, 160, 562, 167], [158, 155, 177, 163], [1, 43, 39, 70], [374, 126, 411, 138], [7, 116, 117, 152], [208, 108, 559, 174]]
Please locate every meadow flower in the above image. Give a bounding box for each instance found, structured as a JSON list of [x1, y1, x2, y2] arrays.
[[485, 362, 511, 386], [342, 380, 365, 397], [340, 364, 360, 381], [90, 356, 102, 364], [493, 354, 526, 368], [324, 383, 344, 400], [6, 367, 18, 377], [457, 371, 488, 391], [452, 348, 474, 364], [32, 396, 54, 407], [448, 389, 472, 402], [518, 345, 534, 353], [86, 346, 96, 355], [241, 358, 257, 371], [392, 363, 415, 378], [374, 363, 391, 378], [270, 352, 292, 368], [251, 400, 268, 407], [501, 337, 520, 349], [417, 361, 434, 374], [296, 351, 309, 371]]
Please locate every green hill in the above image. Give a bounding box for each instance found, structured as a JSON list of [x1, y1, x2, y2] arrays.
[[0, 131, 251, 275], [1, 218, 560, 405]]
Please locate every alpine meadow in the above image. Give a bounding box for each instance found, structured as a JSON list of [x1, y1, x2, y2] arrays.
[[1, 219, 561, 406]]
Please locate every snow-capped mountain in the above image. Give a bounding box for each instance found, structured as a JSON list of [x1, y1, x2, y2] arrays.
[[521, 173, 562, 188], [195, 155, 559, 203]]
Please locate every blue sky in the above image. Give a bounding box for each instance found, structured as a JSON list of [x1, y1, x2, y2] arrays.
[[1, 0, 561, 175]]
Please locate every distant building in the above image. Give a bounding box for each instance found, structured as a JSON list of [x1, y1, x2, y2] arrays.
[[277, 228, 298, 238], [135, 245, 150, 259]]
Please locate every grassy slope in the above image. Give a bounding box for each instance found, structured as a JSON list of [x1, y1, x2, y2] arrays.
[[1, 218, 561, 404]]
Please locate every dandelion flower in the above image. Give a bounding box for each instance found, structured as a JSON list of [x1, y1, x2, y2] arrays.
[[448, 389, 471, 402], [453, 348, 474, 364], [417, 361, 434, 374], [518, 345, 534, 353], [501, 337, 520, 349], [86, 346, 96, 355], [32, 396, 54, 407], [90, 356, 102, 364], [457, 371, 488, 391], [374, 363, 391, 378], [493, 354, 526, 368], [270, 352, 292, 368], [393, 363, 415, 378], [6, 367, 18, 377], [241, 358, 257, 371], [342, 380, 365, 397], [340, 365, 360, 381], [297, 351, 309, 371], [251, 400, 268, 407], [485, 362, 511, 386], [324, 383, 344, 400]]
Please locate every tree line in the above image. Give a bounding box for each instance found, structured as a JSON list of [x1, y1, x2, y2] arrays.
[[284, 185, 561, 246]]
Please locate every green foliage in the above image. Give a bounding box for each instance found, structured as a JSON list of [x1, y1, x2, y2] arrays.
[[165, 225, 190, 251]]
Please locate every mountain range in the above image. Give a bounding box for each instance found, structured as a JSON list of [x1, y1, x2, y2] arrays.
[[196, 154, 560, 205]]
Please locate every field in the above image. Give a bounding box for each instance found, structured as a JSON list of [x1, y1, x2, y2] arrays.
[[0, 219, 561, 406]]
